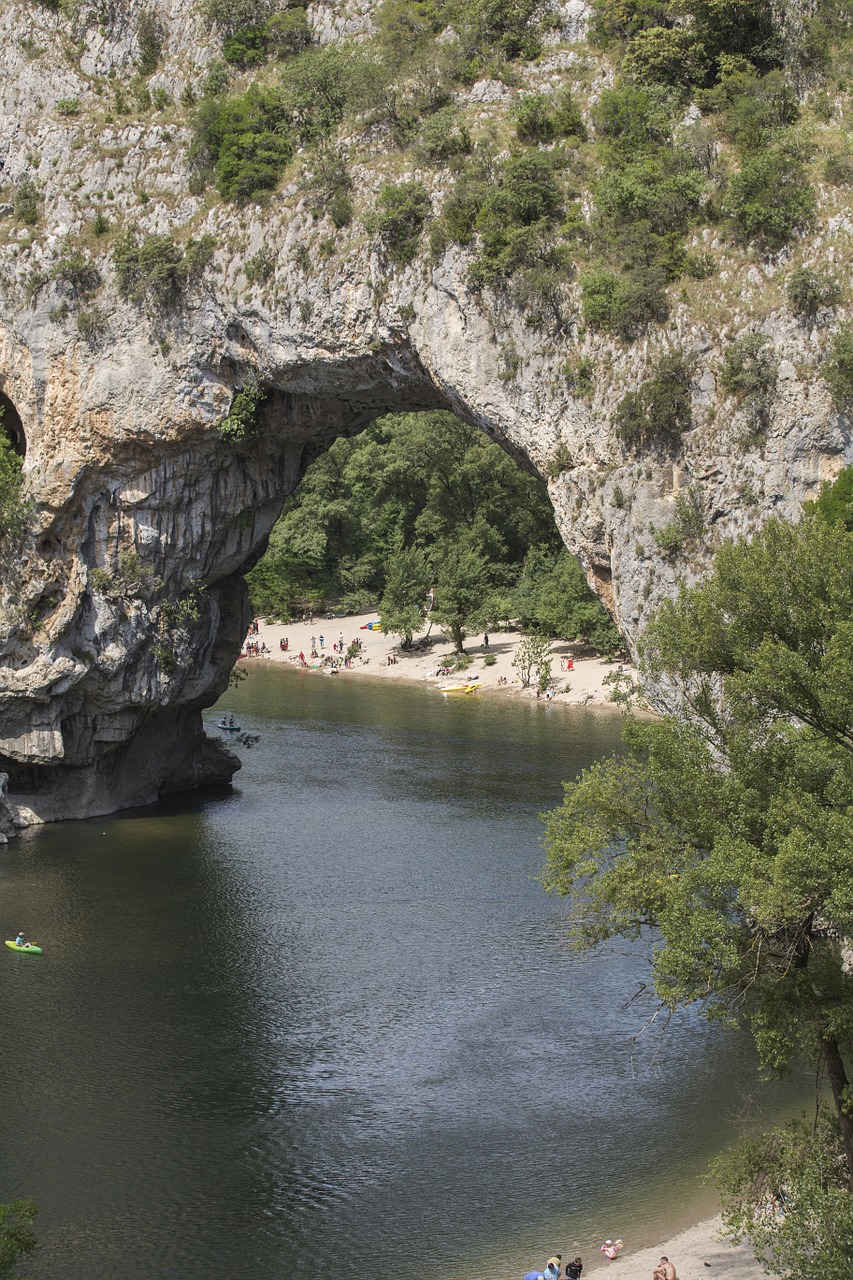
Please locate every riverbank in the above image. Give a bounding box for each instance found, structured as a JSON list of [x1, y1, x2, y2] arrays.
[[244, 611, 632, 709], [584, 1214, 773, 1280]]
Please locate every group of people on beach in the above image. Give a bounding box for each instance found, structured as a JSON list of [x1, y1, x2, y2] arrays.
[[523, 1242, 676, 1280]]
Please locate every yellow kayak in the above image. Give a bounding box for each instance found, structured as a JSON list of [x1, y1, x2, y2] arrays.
[[5, 940, 42, 955], [440, 682, 480, 694]]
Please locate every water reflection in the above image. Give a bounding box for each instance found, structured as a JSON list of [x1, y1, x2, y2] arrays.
[[0, 669, 807, 1279]]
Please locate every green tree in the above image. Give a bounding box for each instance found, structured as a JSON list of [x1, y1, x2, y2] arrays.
[[0, 1200, 37, 1276], [512, 632, 552, 690], [543, 510, 853, 1186], [726, 148, 816, 249], [714, 1108, 853, 1280], [379, 543, 431, 647], [431, 535, 495, 652]]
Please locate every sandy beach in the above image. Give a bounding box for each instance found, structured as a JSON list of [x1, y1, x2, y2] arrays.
[[584, 1214, 772, 1280], [242, 610, 632, 709]]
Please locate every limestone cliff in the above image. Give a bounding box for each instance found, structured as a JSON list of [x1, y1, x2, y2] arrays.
[[0, 0, 849, 831]]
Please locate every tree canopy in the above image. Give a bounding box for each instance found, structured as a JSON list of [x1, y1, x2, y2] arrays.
[[247, 410, 621, 652], [543, 491, 853, 1270]]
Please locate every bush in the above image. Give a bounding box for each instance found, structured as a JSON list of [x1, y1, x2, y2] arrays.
[[13, 179, 39, 226], [471, 151, 565, 284], [787, 267, 842, 318], [113, 231, 215, 308], [56, 97, 81, 116], [824, 324, 853, 410], [703, 69, 799, 154], [52, 249, 101, 297], [593, 84, 673, 153], [458, 0, 542, 66], [245, 247, 275, 285], [590, 0, 674, 47], [720, 334, 777, 400], [367, 181, 431, 265], [823, 152, 853, 186], [725, 148, 816, 250], [624, 26, 707, 87], [562, 356, 595, 399], [652, 486, 704, 554], [76, 308, 107, 344], [137, 8, 165, 75], [513, 93, 554, 142], [223, 24, 269, 66], [202, 0, 271, 37], [615, 350, 692, 449], [221, 375, 267, 442], [411, 106, 471, 164], [191, 87, 294, 201], [266, 8, 310, 58], [581, 265, 669, 337]]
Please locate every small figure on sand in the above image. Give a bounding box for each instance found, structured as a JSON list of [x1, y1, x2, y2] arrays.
[[601, 1240, 623, 1261], [565, 1259, 583, 1280], [653, 1258, 676, 1280]]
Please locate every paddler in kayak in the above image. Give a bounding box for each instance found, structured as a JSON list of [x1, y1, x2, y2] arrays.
[[15, 930, 26, 947]]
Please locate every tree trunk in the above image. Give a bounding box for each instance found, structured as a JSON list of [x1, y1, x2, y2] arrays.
[[822, 1034, 853, 1190]]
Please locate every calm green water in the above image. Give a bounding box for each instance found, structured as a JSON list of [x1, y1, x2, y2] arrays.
[[0, 668, 807, 1279]]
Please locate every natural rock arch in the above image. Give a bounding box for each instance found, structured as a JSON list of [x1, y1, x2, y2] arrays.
[[0, 341, 558, 832]]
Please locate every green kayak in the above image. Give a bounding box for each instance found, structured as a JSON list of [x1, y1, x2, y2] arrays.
[[5, 940, 42, 955]]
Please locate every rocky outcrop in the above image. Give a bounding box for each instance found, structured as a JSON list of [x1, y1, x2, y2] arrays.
[[0, 0, 849, 828]]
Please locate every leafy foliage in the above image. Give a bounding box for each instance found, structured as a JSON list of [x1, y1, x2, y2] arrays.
[[367, 181, 431, 264], [137, 7, 165, 75], [715, 1108, 853, 1280], [614, 350, 692, 449], [13, 179, 40, 227], [543, 509, 853, 1188], [725, 148, 816, 250], [112, 231, 216, 308], [787, 267, 842, 319], [220, 376, 267, 443]]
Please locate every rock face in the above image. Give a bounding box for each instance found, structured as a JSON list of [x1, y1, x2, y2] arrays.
[[0, 0, 850, 828]]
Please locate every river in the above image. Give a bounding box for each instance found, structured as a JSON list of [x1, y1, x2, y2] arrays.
[[0, 668, 806, 1279]]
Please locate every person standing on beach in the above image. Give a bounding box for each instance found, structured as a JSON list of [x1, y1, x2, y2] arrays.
[[566, 1259, 583, 1280], [653, 1258, 676, 1280]]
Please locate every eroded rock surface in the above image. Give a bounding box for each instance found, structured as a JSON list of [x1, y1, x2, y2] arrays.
[[0, 0, 850, 827]]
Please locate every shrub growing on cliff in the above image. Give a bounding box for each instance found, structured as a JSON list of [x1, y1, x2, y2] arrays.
[[220, 376, 268, 442], [720, 334, 777, 435], [787, 267, 842, 319], [13, 179, 40, 227], [581, 266, 669, 337], [113, 231, 216, 308], [137, 7, 165, 75], [824, 324, 853, 410], [366, 181, 431, 265], [725, 148, 816, 250], [615, 350, 693, 450], [51, 249, 101, 298]]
